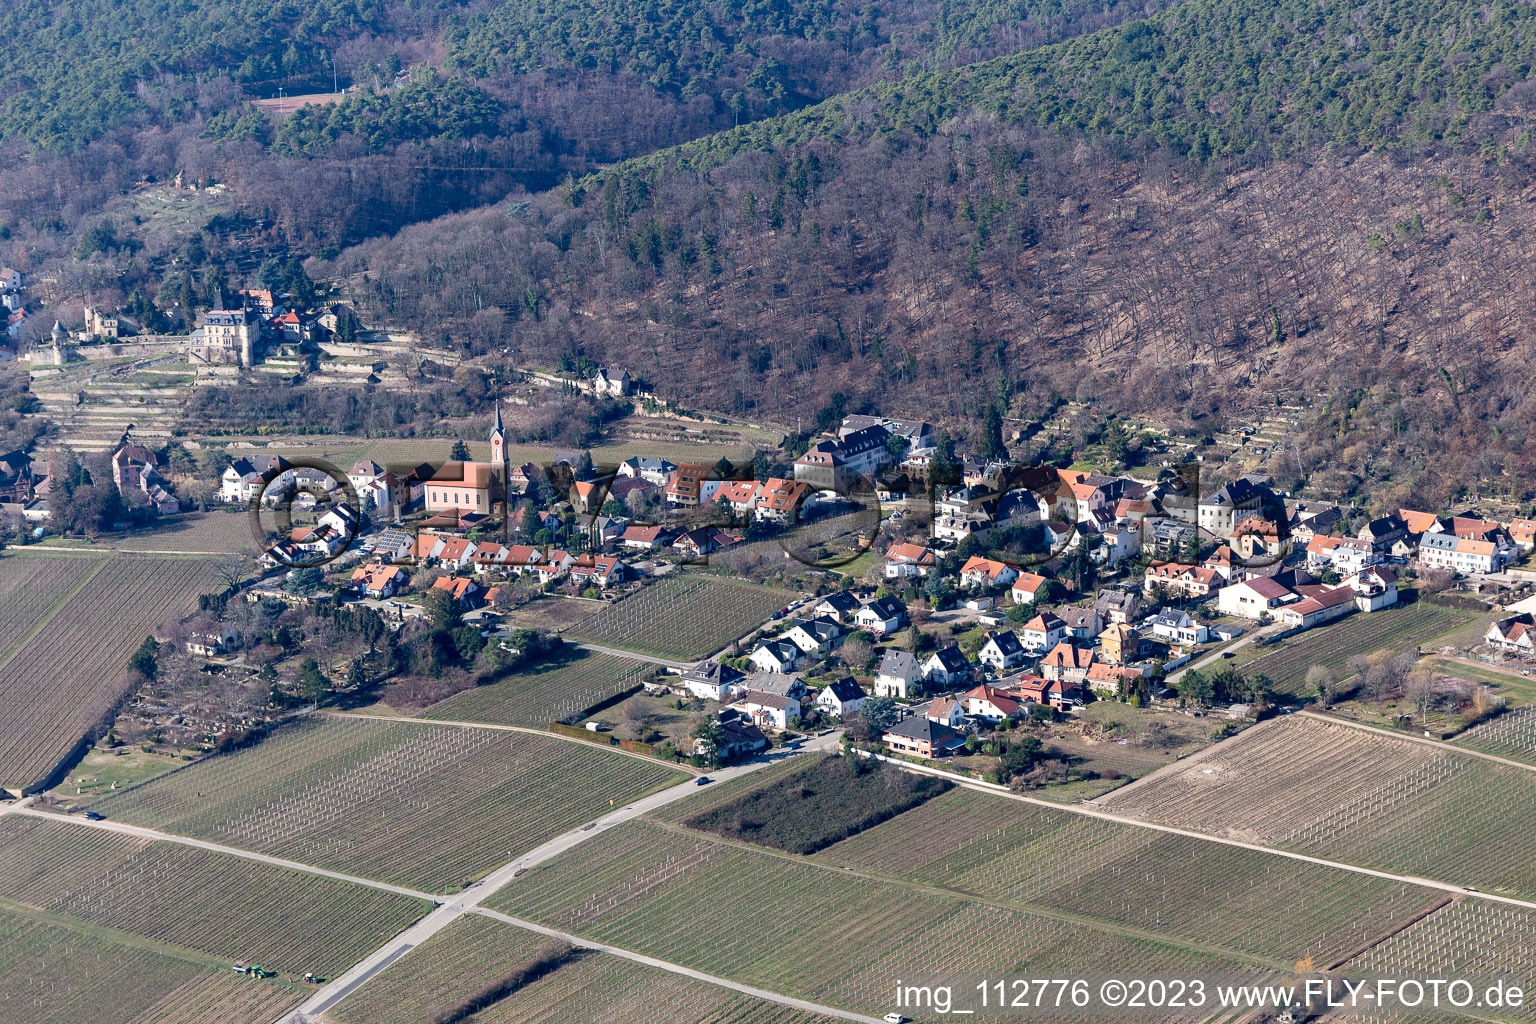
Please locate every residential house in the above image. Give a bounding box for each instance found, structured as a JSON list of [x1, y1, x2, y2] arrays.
[[922, 645, 972, 688], [186, 624, 240, 657], [1487, 614, 1536, 655], [1013, 673, 1082, 711], [1010, 572, 1050, 606], [1359, 515, 1409, 552], [883, 717, 967, 759], [1419, 532, 1509, 575], [1198, 477, 1271, 537], [815, 677, 867, 717], [748, 638, 803, 674], [665, 464, 722, 507], [754, 477, 810, 523], [1344, 566, 1399, 611], [715, 480, 762, 519], [885, 541, 937, 578], [617, 456, 676, 487], [531, 549, 575, 583], [1147, 609, 1208, 646], [1216, 576, 1295, 619], [1094, 589, 1141, 625], [959, 555, 1019, 589], [854, 596, 907, 635], [681, 661, 746, 702], [620, 524, 675, 551], [673, 525, 740, 560], [742, 671, 806, 699], [1508, 519, 1536, 553], [1144, 562, 1221, 598], [1097, 624, 1145, 666], [813, 590, 862, 623], [962, 683, 1025, 724], [431, 575, 484, 608], [1231, 518, 1284, 561], [1057, 606, 1104, 642], [1085, 662, 1141, 697], [783, 617, 843, 657], [1018, 614, 1067, 654], [351, 563, 408, 599], [741, 690, 801, 731], [704, 711, 768, 759], [925, 697, 966, 728], [470, 541, 509, 574], [570, 554, 626, 588], [875, 649, 923, 699], [977, 629, 1027, 671], [592, 366, 632, 397], [1039, 642, 1095, 685]]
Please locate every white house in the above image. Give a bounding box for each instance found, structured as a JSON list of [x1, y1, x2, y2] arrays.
[[925, 697, 966, 728], [959, 555, 1019, 588], [961, 684, 1026, 724], [1010, 572, 1049, 606], [186, 624, 240, 657], [1018, 613, 1067, 653], [1146, 609, 1208, 645], [922, 645, 972, 688], [815, 677, 867, 717], [813, 590, 862, 623], [875, 649, 923, 699], [681, 662, 746, 702], [977, 629, 1026, 671], [854, 597, 907, 635], [748, 638, 802, 674], [740, 690, 800, 731], [1216, 576, 1295, 619], [1487, 614, 1536, 655]]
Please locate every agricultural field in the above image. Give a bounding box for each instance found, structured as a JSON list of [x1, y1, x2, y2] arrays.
[[818, 788, 1443, 967], [0, 903, 304, 1024], [459, 945, 853, 1024], [327, 914, 847, 1024], [1237, 603, 1471, 696], [0, 553, 102, 659], [0, 554, 219, 794], [1456, 705, 1536, 765], [325, 914, 552, 1024], [1346, 898, 1536, 995], [1102, 716, 1536, 898], [685, 755, 952, 855], [498, 596, 606, 632], [565, 574, 796, 661], [87, 715, 686, 891], [424, 650, 651, 726], [489, 819, 1265, 1019], [109, 512, 258, 556], [0, 815, 431, 977]]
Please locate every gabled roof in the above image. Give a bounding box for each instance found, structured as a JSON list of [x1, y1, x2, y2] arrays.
[[823, 677, 866, 702], [1041, 642, 1093, 670], [861, 596, 906, 619], [879, 649, 920, 676], [925, 645, 969, 673], [817, 590, 862, 613], [1021, 613, 1064, 633], [884, 716, 963, 745], [982, 629, 1024, 654]]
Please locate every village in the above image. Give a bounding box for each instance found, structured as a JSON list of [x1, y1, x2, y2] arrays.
[[19, 382, 1521, 788]]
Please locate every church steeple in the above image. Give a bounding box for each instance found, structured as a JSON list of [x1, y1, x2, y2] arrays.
[[489, 402, 506, 466]]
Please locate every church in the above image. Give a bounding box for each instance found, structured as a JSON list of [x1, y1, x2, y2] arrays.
[[422, 407, 511, 515]]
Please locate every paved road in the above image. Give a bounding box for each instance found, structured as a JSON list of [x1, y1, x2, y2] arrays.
[[13, 805, 440, 904], [281, 748, 806, 1023], [860, 750, 1536, 914], [574, 642, 696, 670], [473, 907, 884, 1024], [1165, 626, 1275, 684]]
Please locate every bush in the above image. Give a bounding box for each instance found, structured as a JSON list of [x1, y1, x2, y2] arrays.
[[685, 755, 951, 854]]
